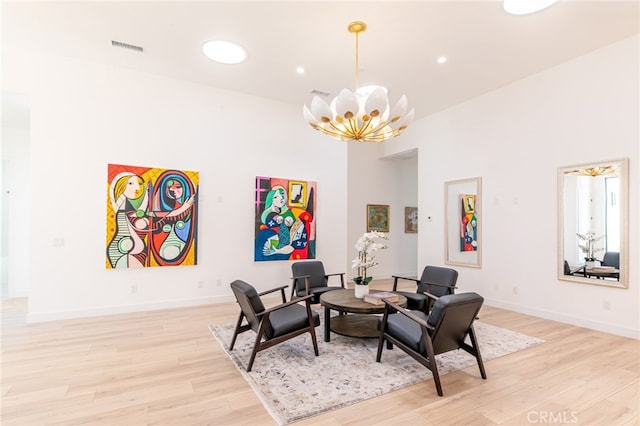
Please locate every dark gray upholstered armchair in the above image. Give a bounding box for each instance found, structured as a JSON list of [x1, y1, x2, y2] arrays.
[[392, 266, 458, 312], [601, 251, 620, 268], [376, 292, 486, 396], [229, 280, 320, 371], [291, 261, 345, 304], [564, 260, 583, 276], [596, 251, 620, 280]]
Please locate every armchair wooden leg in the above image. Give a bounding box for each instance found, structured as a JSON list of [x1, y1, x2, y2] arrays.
[[247, 319, 269, 372], [468, 327, 487, 379], [376, 335, 385, 362], [247, 337, 261, 372], [229, 312, 245, 350], [306, 302, 319, 356], [425, 337, 443, 396]]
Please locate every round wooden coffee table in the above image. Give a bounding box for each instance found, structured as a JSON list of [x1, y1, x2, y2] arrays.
[[319, 289, 407, 342]]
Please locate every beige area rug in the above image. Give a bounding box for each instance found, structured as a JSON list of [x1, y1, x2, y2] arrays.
[[210, 313, 544, 425]]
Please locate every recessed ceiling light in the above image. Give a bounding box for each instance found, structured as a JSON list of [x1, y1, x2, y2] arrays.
[[296, 66, 305, 75], [202, 40, 247, 64], [437, 56, 447, 64], [503, 0, 558, 15]]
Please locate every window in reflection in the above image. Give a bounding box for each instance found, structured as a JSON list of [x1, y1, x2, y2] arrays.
[[605, 177, 620, 252]]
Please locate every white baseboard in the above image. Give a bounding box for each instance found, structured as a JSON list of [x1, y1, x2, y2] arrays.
[[26, 295, 236, 323], [485, 297, 639, 340]]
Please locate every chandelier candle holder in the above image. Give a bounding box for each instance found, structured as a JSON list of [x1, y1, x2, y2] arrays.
[[303, 21, 415, 143]]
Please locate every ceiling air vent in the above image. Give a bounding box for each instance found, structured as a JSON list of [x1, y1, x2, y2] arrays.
[[111, 40, 144, 53], [310, 89, 330, 97]]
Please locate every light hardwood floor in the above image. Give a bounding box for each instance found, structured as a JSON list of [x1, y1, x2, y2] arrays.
[[1, 281, 638, 425]]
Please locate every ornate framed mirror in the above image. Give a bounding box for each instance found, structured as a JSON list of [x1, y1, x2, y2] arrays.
[[558, 158, 629, 288]]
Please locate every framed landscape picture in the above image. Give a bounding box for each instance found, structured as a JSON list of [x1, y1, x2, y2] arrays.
[[405, 207, 418, 233], [366, 204, 389, 232]]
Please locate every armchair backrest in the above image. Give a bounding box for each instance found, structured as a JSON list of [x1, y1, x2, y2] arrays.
[[417, 266, 458, 297], [292, 261, 327, 293], [601, 252, 620, 268], [230, 280, 266, 334], [427, 292, 484, 354]]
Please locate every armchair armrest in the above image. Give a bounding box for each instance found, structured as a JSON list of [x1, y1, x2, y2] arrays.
[[391, 275, 420, 291], [325, 272, 346, 287], [381, 299, 434, 331], [291, 274, 312, 296], [422, 291, 439, 301], [423, 281, 457, 290], [291, 274, 311, 280], [258, 285, 288, 303], [259, 294, 313, 316]]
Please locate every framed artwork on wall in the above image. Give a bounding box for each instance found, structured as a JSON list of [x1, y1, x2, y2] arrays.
[[366, 204, 390, 232], [254, 176, 317, 262], [444, 177, 482, 268], [106, 163, 199, 269], [405, 207, 418, 233]]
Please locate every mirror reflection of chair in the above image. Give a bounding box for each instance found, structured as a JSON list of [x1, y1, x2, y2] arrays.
[[392, 266, 458, 313], [601, 252, 620, 269], [291, 261, 345, 304], [564, 260, 583, 276], [229, 280, 320, 372], [376, 292, 486, 396], [594, 251, 620, 281]]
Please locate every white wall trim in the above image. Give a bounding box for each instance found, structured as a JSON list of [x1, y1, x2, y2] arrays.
[[485, 298, 639, 340], [26, 295, 235, 324]]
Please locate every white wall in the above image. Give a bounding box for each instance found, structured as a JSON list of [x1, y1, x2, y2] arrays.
[[383, 35, 639, 338], [2, 45, 348, 322]]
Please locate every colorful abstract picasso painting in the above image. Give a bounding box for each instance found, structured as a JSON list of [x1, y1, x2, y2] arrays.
[[106, 163, 199, 269], [255, 176, 316, 261], [459, 194, 477, 251]]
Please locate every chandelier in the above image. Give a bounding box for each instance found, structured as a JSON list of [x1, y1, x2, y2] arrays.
[[303, 21, 415, 143], [567, 166, 619, 177]]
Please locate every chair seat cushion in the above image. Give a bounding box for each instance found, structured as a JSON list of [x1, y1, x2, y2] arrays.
[[379, 310, 430, 354], [395, 291, 427, 311], [268, 304, 320, 339]]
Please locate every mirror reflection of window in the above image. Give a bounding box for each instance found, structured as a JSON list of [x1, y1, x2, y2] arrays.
[[606, 176, 620, 252]]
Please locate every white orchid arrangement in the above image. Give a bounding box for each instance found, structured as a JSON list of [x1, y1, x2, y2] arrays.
[[576, 231, 604, 261], [351, 231, 388, 286]]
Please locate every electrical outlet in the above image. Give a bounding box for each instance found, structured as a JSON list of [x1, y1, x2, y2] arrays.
[[131, 285, 138, 294], [216, 279, 222, 287], [603, 301, 611, 311], [198, 280, 204, 288], [512, 286, 519, 295]]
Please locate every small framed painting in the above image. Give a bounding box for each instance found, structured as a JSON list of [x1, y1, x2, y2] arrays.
[[366, 204, 390, 232], [404, 207, 418, 233]]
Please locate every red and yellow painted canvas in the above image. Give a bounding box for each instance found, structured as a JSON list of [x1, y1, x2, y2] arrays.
[[254, 176, 316, 261], [106, 163, 199, 269], [460, 194, 477, 252]]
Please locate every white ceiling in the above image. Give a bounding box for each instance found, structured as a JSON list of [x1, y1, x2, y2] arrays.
[[2, 1, 639, 121]]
